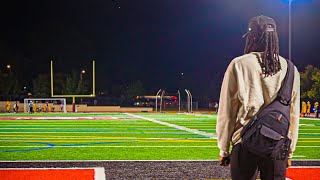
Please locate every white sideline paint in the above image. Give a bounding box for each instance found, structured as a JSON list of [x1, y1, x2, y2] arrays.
[[0, 167, 103, 170], [0, 160, 220, 162], [125, 113, 217, 139], [299, 124, 317, 126], [298, 129, 320, 130], [94, 167, 105, 180], [0, 167, 105, 180], [0, 146, 215, 148], [0, 145, 318, 148], [288, 166, 320, 168], [0, 127, 211, 130], [0, 160, 319, 162], [292, 155, 306, 158], [177, 113, 217, 118], [0, 132, 200, 134], [0, 137, 215, 140], [301, 117, 320, 121]]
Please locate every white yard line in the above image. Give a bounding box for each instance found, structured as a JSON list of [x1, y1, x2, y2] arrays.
[[301, 118, 320, 121], [0, 145, 318, 148], [0, 146, 215, 148], [0, 132, 193, 134], [125, 113, 217, 139], [0, 128, 182, 130], [0, 137, 215, 140], [0, 160, 217, 162], [299, 129, 320, 130], [0, 160, 319, 162], [292, 155, 306, 158]]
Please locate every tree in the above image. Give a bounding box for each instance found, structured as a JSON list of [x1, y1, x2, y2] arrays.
[[0, 71, 20, 99], [126, 80, 145, 100], [62, 71, 88, 95], [300, 65, 319, 99], [32, 74, 50, 97], [307, 71, 320, 100]]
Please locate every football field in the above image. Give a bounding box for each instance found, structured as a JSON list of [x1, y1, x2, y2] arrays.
[[0, 112, 319, 161]]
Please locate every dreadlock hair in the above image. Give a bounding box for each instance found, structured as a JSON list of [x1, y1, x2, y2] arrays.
[[244, 24, 281, 77]]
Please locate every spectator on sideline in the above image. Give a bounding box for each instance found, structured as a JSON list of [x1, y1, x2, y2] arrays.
[[216, 15, 300, 180], [60, 103, 64, 112], [306, 101, 311, 117], [214, 102, 219, 113], [317, 102, 320, 118], [13, 101, 19, 113], [314, 102, 318, 117], [29, 101, 34, 114], [301, 101, 306, 117], [5, 101, 10, 113], [45, 102, 49, 112]]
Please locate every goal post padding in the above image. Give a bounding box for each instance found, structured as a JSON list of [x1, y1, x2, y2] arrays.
[[23, 98, 67, 113]]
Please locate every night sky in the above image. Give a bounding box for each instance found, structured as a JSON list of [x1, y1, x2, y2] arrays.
[[0, 0, 319, 100]]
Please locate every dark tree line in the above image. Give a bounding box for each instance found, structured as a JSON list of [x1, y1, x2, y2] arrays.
[[301, 65, 320, 100], [0, 69, 146, 106]]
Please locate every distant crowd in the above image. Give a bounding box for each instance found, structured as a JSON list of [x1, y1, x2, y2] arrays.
[[5, 100, 64, 113], [301, 101, 320, 118], [5, 101, 19, 113]]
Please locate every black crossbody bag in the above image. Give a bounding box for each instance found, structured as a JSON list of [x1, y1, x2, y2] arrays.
[[240, 60, 294, 160]]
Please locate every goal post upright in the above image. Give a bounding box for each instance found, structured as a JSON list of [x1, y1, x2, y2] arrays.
[[50, 61, 54, 97], [50, 60, 96, 112]]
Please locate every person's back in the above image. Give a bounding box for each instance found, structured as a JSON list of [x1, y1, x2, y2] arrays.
[[216, 15, 300, 180], [221, 52, 300, 146]]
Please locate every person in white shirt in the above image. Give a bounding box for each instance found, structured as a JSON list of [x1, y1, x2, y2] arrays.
[[216, 15, 300, 180]]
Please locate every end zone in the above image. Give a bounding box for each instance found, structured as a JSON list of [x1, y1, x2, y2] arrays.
[[286, 167, 320, 180], [0, 167, 105, 180]]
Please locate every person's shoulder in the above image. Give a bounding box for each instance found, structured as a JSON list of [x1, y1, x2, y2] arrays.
[[234, 53, 262, 65], [278, 56, 300, 76], [228, 53, 261, 71]]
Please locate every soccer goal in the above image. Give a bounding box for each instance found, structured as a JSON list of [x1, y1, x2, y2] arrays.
[[23, 98, 67, 113]]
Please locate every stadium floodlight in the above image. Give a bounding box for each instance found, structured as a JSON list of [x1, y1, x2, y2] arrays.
[[80, 70, 86, 80], [51, 60, 96, 112]]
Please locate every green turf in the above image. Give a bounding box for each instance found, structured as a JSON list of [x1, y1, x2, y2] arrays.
[[0, 113, 319, 160]]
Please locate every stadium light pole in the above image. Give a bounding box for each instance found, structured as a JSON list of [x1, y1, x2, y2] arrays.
[[80, 70, 86, 80], [6, 64, 11, 73], [177, 90, 181, 112], [289, 0, 292, 61]]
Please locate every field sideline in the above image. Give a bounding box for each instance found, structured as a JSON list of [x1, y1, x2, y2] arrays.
[[0, 112, 319, 161]]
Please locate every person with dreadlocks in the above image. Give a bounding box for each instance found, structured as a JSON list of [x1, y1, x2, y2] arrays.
[[216, 15, 300, 180]]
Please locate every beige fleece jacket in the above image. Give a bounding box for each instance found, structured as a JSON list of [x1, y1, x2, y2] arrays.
[[216, 52, 300, 158]]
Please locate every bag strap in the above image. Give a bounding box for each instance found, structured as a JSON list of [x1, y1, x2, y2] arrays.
[[276, 60, 295, 106]]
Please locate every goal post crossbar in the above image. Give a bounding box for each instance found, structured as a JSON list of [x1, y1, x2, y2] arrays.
[[50, 60, 96, 98]]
